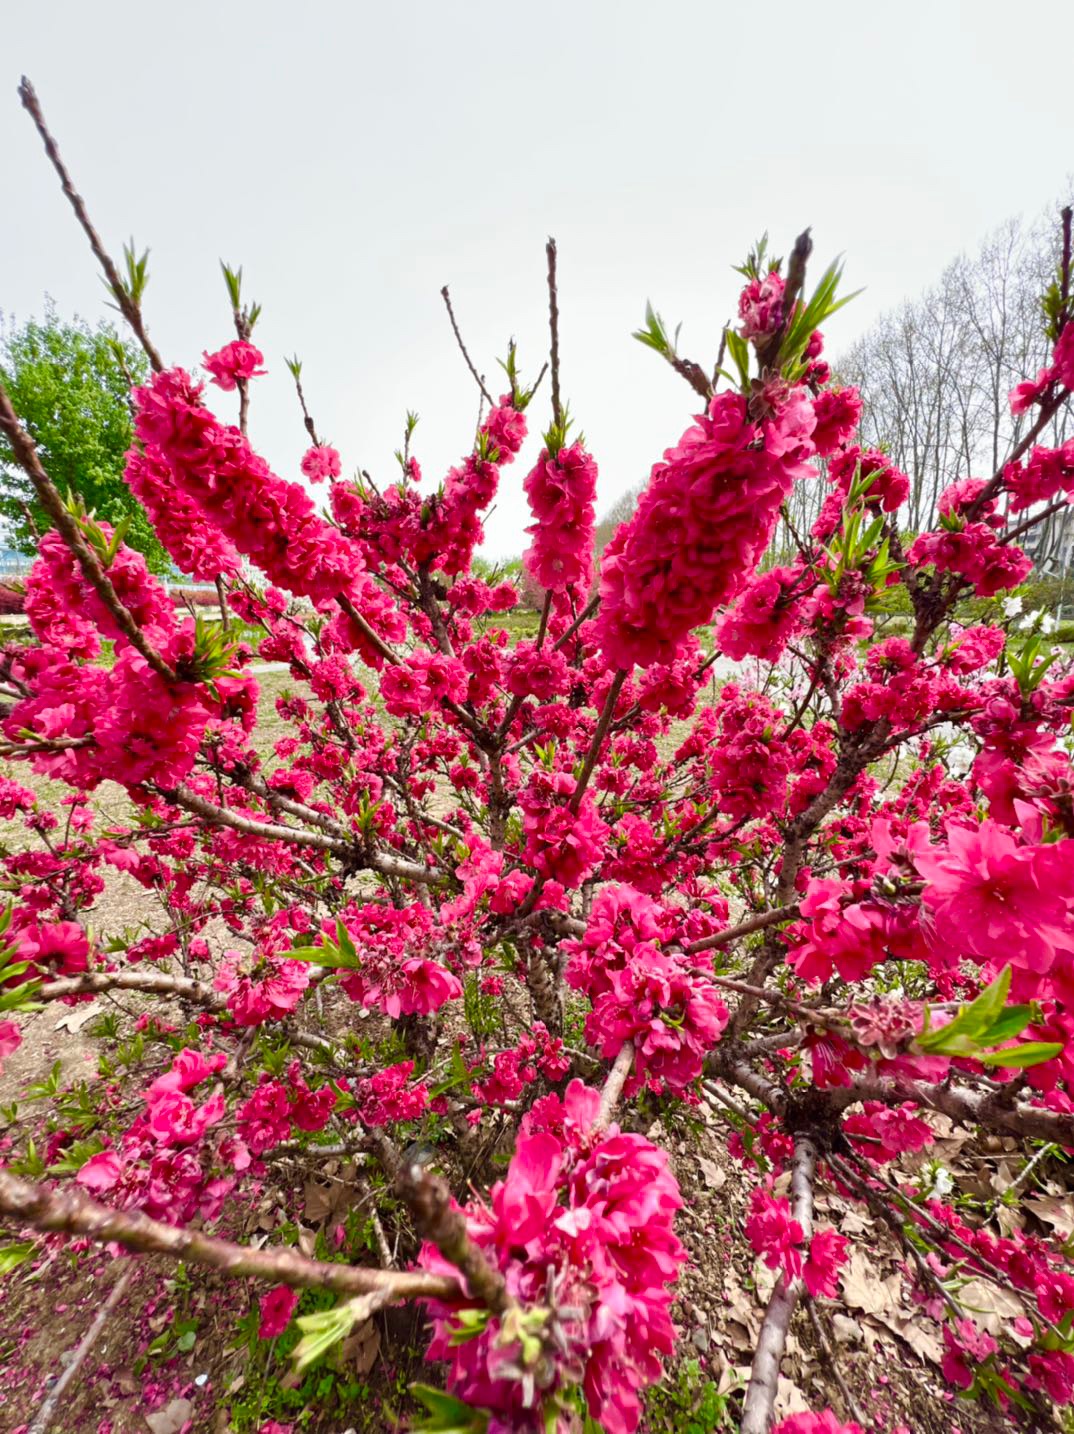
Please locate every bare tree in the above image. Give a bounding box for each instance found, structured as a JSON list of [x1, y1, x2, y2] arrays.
[[816, 190, 1074, 568]]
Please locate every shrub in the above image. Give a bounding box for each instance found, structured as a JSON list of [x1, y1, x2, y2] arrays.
[[2, 81, 1074, 1434]]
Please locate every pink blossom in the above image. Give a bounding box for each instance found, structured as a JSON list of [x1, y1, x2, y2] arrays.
[[505, 641, 569, 701], [738, 269, 785, 342], [942, 1318, 998, 1389], [1010, 365, 1056, 415], [1028, 1348, 1074, 1403], [745, 1187, 804, 1282], [717, 564, 806, 662], [906, 507, 1032, 596], [585, 946, 728, 1095], [522, 440, 598, 592], [145, 1083, 225, 1148], [134, 369, 374, 615], [596, 389, 815, 670], [342, 956, 462, 1018], [811, 386, 862, 456], [417, 1080, 684, 1433], [215, 954, 311, 1027], [300, 445, 342, 483], [1005, 439, 1074, 512], [147, 1049, 227, 1101], [12, 920, 90, 981], [352, 1061, 429, 1126], [258, 1284, 299, 1339], [802, 1228, 849, 1298], [76, 1150, 123, 1193], [519, 772, 608, 889], [202, 340, 266, 391], [417, 397, 527, 576], [0, 1019, 20, 1074], [237, 1079, 293, 1155], [912, 819, 1074, 991], [845, 1102, 933, 1161], [773, 1415, 864, 1434]]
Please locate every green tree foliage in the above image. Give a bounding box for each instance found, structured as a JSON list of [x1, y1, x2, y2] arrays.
[[0, 305, 169, 570]]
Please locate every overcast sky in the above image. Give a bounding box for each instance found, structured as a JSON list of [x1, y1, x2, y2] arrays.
[[3, 0, 1073, 559]]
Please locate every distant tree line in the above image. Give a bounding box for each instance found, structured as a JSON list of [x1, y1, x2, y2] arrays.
[[781, 190, 1074, 569], [589, 192, 1074, 583]]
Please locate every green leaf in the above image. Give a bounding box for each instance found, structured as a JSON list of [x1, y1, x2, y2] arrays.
[[287, 945, 359, 972], [977, 1006, 1034, 1045], [917, 968, 1065, 1071], [0, 1241, 35, 1276], [334, 918, 359, 965], [962, 965, 1013, 1034], [632, 301, 670, 355], [220, 261, 243, 309], [918, 966, 1012, 1053], [724, 328, 750, 390], [448, 1307, 491, 1345], [980, 1041, 1063, 1069], [292, 1303, 354, 1370], [409, 1383, 490, 1433], [291, 1292, 382, 1372]]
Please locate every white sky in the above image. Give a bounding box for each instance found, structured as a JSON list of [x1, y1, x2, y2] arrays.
[[3, 0, 1073, 559]]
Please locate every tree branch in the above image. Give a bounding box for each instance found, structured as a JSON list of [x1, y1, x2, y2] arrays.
[[18, 77, 164, 374], [39, 969, 227, 1009], [740, 1134, 817, 1434], [0, 383, 177, 683], [0, 1168, 458, 1301], [395, 1159, 511, 1315], [686, 904, 799, 955], [162, 782, 441, 884], [568, 669, 626, 815], [596, 1040, 634, 1129]]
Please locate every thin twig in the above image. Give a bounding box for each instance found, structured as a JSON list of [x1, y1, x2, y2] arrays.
[[686, 904, 799, 955], [806, 1297, 867, 1430], [289, 361, 321, 446], [535, 588, 554, 650], [161, 782, 440, 883], [546, 237, 562, 425], [999, 497, 1069, 547], [28, 1265, 137, 1434], [440, 286, 493, 406], [337, 593, 401, 666], [568, 669, 626, 814], [19, 77, 164, 373], [1060, 205, 1073, 320], [551, 593, 599, 650]]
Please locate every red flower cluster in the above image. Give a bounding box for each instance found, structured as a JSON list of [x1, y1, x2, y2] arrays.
[[596, 389, 817, 669], [418, 1080, 684, 1434]]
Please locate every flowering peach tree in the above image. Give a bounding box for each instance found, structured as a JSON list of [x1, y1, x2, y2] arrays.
[[3, 77, 1074, 1434]]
